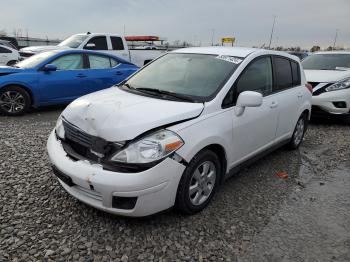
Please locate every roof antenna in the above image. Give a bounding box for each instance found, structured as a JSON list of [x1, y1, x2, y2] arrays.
[[87, 32, 91, 35]]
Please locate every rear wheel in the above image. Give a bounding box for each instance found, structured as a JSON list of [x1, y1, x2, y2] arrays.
[[0, 86, 31, 116], [288, 113, 308, 149], [175, 150, 221, 215]]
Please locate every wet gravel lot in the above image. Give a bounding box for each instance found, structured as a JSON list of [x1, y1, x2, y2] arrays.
[[1, 107, 349, 262]]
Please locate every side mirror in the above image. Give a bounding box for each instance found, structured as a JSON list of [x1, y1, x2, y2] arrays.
[[234, 91, 263, 116], [43, 64, 57, 72], [85, 43, 96, 49]]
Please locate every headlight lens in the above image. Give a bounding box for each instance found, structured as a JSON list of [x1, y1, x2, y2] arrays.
[[325, 77, 350, 92], [110, 130, 184, 164], [55, 116, 65, 139]]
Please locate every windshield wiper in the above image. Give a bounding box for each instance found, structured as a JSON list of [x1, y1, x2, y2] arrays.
[[136, 88, 196, 102]]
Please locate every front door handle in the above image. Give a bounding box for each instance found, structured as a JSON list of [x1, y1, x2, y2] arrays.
[[270, 101, 278, 108], [297, 93, 303, 98], [115, 71, 124, 75], [76, 73, 87, 78]]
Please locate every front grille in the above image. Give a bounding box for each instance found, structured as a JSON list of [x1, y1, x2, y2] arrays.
[[63, 120, 94, 148], [19, 52, 34, 58]]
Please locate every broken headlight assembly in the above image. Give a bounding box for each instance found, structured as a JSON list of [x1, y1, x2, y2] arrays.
[[325, 77, 350, 92], [55, 116, 65, 139], [110, 129, 184, 164]]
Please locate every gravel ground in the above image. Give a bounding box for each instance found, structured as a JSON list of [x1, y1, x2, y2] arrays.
[[0, 108, 349, 262]]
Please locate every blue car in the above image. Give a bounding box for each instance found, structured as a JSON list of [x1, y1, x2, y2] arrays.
[[0, 50, 139, 115]]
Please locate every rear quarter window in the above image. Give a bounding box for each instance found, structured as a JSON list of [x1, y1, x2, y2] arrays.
[[291, 61, 301, 86]]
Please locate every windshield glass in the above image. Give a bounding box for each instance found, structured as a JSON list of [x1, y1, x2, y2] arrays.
[[58, 35, 89, 48], [125, 53, 242, 100], [302, 54, 350, 70], [16, 51, 55, 69]]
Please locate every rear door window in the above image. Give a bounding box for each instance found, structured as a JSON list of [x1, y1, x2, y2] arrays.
[[88, 54, 112, 69], [111, 37, 124, 50], [273, 57, 293, 91]]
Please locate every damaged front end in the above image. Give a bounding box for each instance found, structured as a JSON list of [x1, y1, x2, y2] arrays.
[[55, 116, 187, 173]]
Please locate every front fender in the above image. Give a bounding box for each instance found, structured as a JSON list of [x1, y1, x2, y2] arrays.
[[0, 78, 38, 106]]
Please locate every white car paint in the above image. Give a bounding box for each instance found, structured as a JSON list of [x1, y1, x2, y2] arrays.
[[47, 47, 311, 217], [20, 33, 165, 67], [304, 51, 350, 117], [0, 45, 19, 66]]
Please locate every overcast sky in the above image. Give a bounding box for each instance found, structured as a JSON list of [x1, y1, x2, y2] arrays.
[[1, 0, 349, 48]]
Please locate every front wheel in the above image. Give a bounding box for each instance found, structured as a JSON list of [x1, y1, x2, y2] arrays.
[[0, 86, 31, 116], [288, 113, 308, 149], [175, 150, 221, 215]]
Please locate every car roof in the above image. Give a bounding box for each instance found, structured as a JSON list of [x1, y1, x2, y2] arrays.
[[173, 46, 258, 57], [172, 46, 299, 61]]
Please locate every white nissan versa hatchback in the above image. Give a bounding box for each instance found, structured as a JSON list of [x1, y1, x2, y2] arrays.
[[47, 47, 312, 217]]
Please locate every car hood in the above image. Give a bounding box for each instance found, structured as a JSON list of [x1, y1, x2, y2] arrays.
[[0, 66, 24, 74], [20, 45, 69, 53], [304, 69, 350, 83], [62, 87, 204, 142]]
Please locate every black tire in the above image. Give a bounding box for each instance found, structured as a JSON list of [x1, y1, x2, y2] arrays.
[[175, 149, 221, 215], [288, 113, 308, 149], [6, 60, 17, 66], [0, 86, 31, 116]]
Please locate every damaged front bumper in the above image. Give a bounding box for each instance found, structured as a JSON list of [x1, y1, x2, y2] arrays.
[[47, 131, 186, 217]]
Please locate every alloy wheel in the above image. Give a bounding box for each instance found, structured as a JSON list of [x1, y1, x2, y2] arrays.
[[293, 117, 305, 145], [189, 161, 216, 206], [0, 91, 25, 114]]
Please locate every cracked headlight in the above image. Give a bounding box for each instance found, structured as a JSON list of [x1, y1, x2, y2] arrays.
[[110, 129, 184, 164], [325, 77, 350, 92], [55, 116, 65, 139]]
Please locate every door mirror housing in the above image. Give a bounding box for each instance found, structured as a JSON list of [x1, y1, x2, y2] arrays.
[[85, 43, 96, 49], [235, 91, 263, 116], [43, 64, 57, 72]]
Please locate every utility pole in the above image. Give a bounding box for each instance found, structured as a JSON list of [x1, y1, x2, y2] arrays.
[[268, 15, 276, 49], [123, 24, 126, 35], [211, 29, 215, 46], [333, 29, 338, 50]]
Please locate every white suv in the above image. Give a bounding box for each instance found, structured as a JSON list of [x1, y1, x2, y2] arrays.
[[47, 47, 312, 217], [302, 51, 350, 122]]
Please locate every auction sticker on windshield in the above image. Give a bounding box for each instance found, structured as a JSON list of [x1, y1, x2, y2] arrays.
[[216, 55, 242, 64]]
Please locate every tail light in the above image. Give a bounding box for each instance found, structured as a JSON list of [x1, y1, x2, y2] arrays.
[[305, 83, 313, 93]]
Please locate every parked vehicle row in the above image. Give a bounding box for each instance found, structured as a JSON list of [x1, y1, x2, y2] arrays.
[[19, 32, 166, 67], [47, 47, 312, 217], [0, 50, 139, 115]]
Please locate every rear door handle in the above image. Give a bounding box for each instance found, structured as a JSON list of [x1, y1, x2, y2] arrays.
[[298, 93, 303, 98], [270, 101, 278, 108], [115, 71, 124, 75], [76, 73, 87, 78]]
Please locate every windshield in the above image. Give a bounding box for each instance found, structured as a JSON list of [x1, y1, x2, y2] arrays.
[[302, 54, 350, 70], [58, 35, 89, 48], [125, 53, 242, 101], [16, 51, 55, 69]]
